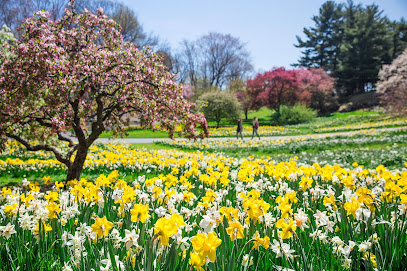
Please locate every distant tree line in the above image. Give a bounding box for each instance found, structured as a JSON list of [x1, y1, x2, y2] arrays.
[[1, 0, 406, 126], [295, 0, 407, 100], [175, 32, 253, 89], [0, 0, 163, 49]]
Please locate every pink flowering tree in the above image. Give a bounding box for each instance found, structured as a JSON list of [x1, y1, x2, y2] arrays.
[[0, 4, 208, 182], [296, 67, 338, 114], [181, 84, 195, 100], [247, 67, 301, 113]]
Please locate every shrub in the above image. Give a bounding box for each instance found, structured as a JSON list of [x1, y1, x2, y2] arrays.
[[272, 104, 317, 125], [197, 91, 241, 128]]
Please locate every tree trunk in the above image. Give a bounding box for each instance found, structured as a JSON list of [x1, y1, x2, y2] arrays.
[[66, 145, 89, 183], [244, 107, 248, 120]]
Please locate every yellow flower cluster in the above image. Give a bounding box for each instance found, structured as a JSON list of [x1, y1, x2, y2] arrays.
[[314, 118, 407, 133], [0, 143, 407, 270], [208, 125, 296, 137]]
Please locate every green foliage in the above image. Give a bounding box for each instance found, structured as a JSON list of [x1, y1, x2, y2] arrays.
[[0, 25, 15, 46], [0, 25, 15, 62], [272, 104, 317, 125], [336, 2, 390, 96], [247, 107, 275, 125], [198, 91, 241, 128], [295, 1, 343, 73], [296, 1, 407, 98], [328, 110, 380, 118]]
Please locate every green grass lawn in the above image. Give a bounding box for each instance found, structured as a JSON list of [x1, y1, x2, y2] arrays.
[[326, 110, 381, 118], [128, 143, 188, 152], [217, 140, 407, 157], [99, 128, 169, 138], [99, 108, 403, 139]]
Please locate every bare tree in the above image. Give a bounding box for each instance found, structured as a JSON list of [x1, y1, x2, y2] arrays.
[[178, 32, 253, 89], [111, 3, 159, 48], [0, 0, 160, 49], [73, 0, 115, 14], [0, 0, 67, 37], [0, 0, 32, 36], [178, 40, 200, 86]]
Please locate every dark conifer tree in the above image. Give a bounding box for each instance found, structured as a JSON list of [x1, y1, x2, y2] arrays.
[[296, 0, 407, 99], [295, 1, 344, 75]]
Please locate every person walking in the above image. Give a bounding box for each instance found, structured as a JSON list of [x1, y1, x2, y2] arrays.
[[251, 117, 260, 140], [236, 117, 243, 140]]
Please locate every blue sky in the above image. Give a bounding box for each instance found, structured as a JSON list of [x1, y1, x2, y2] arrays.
[[122, 0, 407, 74]]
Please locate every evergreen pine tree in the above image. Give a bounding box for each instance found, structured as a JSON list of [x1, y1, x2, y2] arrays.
[[295, 1, 344, 74], [296, 0, 407, 100], [336, 2, 390, 96]]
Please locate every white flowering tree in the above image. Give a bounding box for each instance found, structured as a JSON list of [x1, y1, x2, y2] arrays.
[[377, 48, 407, 115], [0, 24, 15, 58]]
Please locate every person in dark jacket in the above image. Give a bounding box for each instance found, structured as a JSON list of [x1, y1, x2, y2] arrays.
[[236, 117, 243, 140], [251, 117, 260, 140]]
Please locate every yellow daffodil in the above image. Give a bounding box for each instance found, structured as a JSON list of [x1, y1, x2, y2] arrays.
[[276, 218, 297, 239], [154, 217, 178, 246], [220, 206, 239, 222], [189, 252, 205, 271], [44, 191, 59, 202], [46, 202, 61, 219], [344, 198, 360, 219], [130, 204, 150, 223], [34, 222, 52, 235], [91, 216, 114, 238], [191, 231, 222, 262], [251, 231, 270, 249], [226, 220, 245, 241]]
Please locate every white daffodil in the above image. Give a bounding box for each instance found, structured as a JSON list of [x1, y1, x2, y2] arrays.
[[294, 208, 309, 230], [356, 208, 371, 222], [358, 240, 372, 252], [1, 223, 16, 239], [123, 229, 139, 249], [155, 206, 167, 217], [62, 262, 73, 271], [199, 215, 216, 233]]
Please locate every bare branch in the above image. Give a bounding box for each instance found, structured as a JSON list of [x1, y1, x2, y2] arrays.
[[6, 133, 72, 167], [57, 132, 75, 147]]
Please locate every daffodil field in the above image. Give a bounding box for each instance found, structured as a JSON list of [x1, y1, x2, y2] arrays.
[[1, 138, 407, 270], [313, 118, 407, 133], [207, 126, 295, 137], [120, 117, 407, 138], [158, 129, 407, 168]]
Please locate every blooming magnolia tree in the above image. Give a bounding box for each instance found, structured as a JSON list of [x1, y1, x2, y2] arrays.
[[0, 4, 208, 182]]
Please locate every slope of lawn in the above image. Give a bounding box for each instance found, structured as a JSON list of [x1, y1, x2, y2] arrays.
[[99, 108, 405, 138]]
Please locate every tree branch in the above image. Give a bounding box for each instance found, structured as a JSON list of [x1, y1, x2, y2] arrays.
[[57, 132, 75, 147], [6, 133, 72, 168]]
